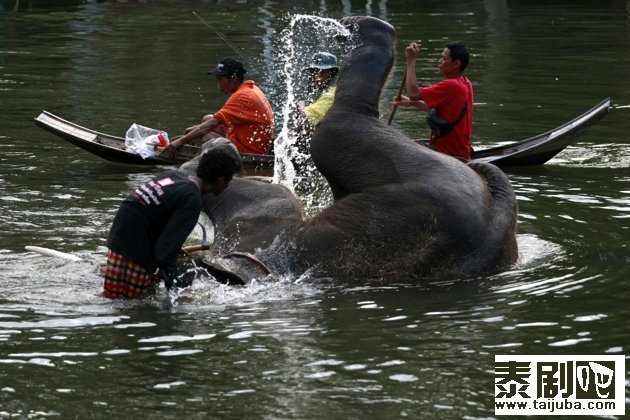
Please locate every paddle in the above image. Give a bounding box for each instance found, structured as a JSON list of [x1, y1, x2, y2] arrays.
[[25, 245, 83, 262], [28, 223, 212, 284], [387, 67, 407, 126], [23, 245, 209, 267]]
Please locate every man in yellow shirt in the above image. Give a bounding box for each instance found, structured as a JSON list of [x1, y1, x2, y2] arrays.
[[298, 52, 339, 129], [290, 52, 339, 170]]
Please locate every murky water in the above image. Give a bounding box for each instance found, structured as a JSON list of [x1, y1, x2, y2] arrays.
[[1, 1, 629, 418]]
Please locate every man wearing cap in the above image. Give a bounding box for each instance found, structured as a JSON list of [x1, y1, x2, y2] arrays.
[[297, 52, 339, 128], [170, 58, 274, 155]]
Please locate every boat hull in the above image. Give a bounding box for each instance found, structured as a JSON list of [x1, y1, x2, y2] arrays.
[[34, 111, 275, 174], [34, 97, 610, 170], [469, 98, 610, 166]]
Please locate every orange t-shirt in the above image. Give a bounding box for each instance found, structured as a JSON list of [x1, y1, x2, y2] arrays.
[[213, 80, 274, 155]]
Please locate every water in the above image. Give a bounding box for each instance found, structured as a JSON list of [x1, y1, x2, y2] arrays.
[[1, 1, 629, 418]]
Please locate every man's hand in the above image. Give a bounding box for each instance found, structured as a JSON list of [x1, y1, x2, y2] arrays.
[[157, 267, 194, 290], [157, 268, 174, 290], [391, 95, 428, 111], [159, 144, 179, 161], [168, 140, 182, 150], [392, 94, 413, 107], [405, 41, 421, 61]]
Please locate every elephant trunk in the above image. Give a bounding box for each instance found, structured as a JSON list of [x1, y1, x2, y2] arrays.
[[333, 17, 396, 118], [468, 162, 519, 269]]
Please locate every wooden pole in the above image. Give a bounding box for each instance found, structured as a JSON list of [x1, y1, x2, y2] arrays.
[[387, 67, 407, 126]]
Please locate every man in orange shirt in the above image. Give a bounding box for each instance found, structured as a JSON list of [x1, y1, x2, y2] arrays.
[[170, 58, 274, 155]]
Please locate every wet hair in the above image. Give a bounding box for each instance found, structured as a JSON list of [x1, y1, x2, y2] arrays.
[[195, 139, 243, 183], [446, 41, 470, 72]]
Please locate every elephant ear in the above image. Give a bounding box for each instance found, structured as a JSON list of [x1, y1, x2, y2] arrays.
[[191, 252, 276, 286]]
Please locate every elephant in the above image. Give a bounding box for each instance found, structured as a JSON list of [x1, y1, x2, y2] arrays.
[[180, 16, 518, 284], [292, 16, 518, 279]]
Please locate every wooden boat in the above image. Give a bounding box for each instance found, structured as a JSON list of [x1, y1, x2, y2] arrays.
[[34, 111, 275, 174], [470, 97, 610, 166], [35, 97, 609, 170]]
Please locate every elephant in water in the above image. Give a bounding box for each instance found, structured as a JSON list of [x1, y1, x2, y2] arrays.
[[181, 16, 518, 283], [179, 144, 304, 284]]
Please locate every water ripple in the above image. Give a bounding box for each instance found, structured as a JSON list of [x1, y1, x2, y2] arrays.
[[0, 316, 126, 329], [156, 349, 203, 357], [548, 337, 592, 347], [138, 334, 216, 343]]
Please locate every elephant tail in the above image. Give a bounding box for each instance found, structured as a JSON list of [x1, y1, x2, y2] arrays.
[[468, 161, 519, 268]]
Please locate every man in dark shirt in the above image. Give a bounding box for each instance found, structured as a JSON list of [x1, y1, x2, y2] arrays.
[[103, 139, 242, 298]]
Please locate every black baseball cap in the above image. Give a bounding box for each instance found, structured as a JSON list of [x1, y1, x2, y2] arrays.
[[208, 58, 246, 78]]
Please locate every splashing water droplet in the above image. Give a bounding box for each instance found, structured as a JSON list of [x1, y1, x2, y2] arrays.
[[272, 14, 349, 211]]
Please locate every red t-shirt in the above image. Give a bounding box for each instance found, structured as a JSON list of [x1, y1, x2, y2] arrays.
[[420, 77, 473, 160], [213, 80, 274, 155]]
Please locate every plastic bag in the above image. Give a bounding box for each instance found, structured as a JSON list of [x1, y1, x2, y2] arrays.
[[125, 123, 169, 159]]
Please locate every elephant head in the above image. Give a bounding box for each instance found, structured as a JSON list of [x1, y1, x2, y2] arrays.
[[178, 138, 305, 284]]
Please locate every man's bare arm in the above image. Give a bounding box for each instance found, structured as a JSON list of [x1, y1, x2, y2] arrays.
[[405, 42, 422, 101], [170, 117, 223, 149]]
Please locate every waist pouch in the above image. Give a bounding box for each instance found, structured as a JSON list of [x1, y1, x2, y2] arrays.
[[426, 102, 468, 138]]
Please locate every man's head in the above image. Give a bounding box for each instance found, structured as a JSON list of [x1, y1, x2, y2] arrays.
[[195, 138, 243, 195], [306, 52, 339, 91], [307, 52, 339, 73], [441, 41, 469, 75], [208, 57, 247, 94]]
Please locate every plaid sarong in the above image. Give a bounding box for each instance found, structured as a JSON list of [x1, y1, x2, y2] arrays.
[[102, 250, 158, 299]]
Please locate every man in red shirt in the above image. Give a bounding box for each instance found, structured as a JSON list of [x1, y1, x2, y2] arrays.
[[392, 41, 473, 161], [170, 58, 274, 155]]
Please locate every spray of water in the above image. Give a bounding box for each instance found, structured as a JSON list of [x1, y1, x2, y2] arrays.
[[272, 14, 349, 211]]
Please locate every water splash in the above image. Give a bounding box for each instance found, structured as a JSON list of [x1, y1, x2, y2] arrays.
[[550, 143, 630, 168], [168, 271, 323, 308], [272, 14, 349, 210]]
